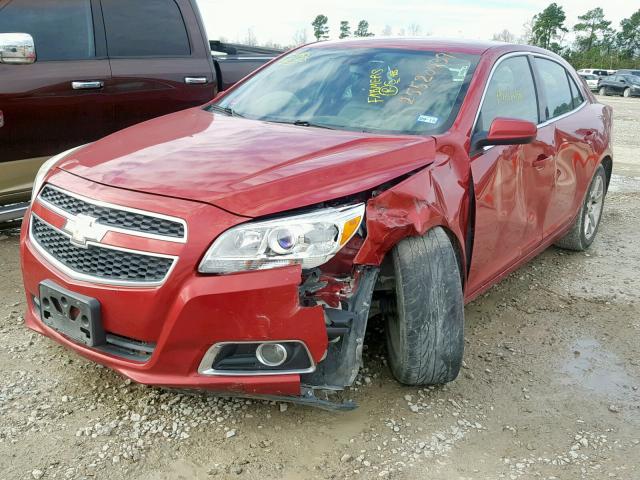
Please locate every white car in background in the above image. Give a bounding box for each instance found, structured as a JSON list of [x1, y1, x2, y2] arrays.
[[579, 73, 600, 91], [577, 68, 614, 77]]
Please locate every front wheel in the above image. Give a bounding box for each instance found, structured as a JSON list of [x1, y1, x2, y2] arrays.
[[623, 87, 631, 98], [554, 165, 606, 251], [386, 227, 464, 386], [598, 87, 606, 96]]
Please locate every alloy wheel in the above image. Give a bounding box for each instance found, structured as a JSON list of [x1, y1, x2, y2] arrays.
[[584, 174, 604, 241]]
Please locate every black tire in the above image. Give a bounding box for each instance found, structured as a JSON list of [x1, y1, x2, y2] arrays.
[[554, 165, 607, 251], [386, 227, 464, 386], [623, 87, 631, 98], [598, 87, 606, 96]]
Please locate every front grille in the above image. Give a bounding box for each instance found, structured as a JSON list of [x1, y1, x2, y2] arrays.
[[31, 216, 174, 284], [40, 185, 185, 239]]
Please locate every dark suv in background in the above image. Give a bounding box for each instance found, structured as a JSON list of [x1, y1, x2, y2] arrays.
[[598, 73, 640, 98], [616, 69, 640, 77], [0, 0, 280, 225]]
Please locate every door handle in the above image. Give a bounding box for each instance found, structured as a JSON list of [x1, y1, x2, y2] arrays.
[[531, 154, 552, 168], [184, 76, 208, 84], [71, 81, 104, 90]]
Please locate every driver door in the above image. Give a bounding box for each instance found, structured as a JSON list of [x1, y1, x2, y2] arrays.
[[467, 55, 555, 295]]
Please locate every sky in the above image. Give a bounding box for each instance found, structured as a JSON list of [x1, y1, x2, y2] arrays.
[[195, 0, 635, 46]]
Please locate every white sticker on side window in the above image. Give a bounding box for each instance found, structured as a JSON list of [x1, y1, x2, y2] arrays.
[[417, 115, 439, 124]]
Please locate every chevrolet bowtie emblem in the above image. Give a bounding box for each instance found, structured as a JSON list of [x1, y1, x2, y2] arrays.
[[64, 214, 108, 247]]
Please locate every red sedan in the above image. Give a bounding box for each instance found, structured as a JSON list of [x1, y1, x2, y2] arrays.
[[20, 38, 612, 409]]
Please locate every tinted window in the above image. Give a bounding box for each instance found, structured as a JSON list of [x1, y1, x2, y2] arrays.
[[213, 47, 479, 135], [101, 0, 190, 57], [475, 56, 538, 135], [567, 74, 584, 108], [535, 58, 573, 120], [0, 0, 94, 61]]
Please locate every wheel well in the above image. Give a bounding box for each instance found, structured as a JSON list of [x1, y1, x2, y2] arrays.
[[601, 156, 613, 192], [442, 228, 466, 288], [373, 226, 465, 294]]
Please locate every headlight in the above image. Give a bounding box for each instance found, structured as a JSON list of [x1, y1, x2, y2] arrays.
[[31, 145, 86, 203], [199, 203, 365, 274]]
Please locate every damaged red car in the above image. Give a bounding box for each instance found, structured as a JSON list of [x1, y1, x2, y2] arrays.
[[20, 38, 613, 409]]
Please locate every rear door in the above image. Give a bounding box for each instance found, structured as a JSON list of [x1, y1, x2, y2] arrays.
[[467, 54, 555, 293], [100, 0, 216, 132], [533, 57, 595, 236], [0, 0, 112, 164]]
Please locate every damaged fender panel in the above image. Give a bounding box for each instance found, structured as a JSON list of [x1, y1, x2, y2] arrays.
[[354, 146, 471, 274]]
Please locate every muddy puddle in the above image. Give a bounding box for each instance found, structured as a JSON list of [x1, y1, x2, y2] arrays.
[[560, 338, 640, 404]]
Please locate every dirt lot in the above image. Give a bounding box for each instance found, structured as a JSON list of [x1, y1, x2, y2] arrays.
[[1, 95, 639, 480]]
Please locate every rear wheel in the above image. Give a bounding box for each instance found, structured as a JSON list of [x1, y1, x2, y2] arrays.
[[385, 227, 464, 386], [623, 87, 631, 98], [554, 165, 606, 251], [598, 87, 606, 96]]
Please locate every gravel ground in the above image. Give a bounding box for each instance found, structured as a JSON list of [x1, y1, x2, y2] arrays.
[[1, 96, 639, 480]]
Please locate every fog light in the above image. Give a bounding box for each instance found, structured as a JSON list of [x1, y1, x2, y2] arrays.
[[256, 343, 288, 367]]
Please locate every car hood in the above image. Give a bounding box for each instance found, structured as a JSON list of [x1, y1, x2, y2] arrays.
[[59, 108, 437, 217]]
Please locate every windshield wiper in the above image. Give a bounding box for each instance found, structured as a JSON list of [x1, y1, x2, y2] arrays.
[[291, 120, 335, 130], [208, 104, 244, 118]]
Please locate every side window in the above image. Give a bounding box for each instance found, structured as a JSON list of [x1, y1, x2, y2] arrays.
[[101, 0, 190, 57], [475, 56, 538, 136], [535, 58, 573, 120], [567, 74, 584, 109], [0, 0, 95, 61]]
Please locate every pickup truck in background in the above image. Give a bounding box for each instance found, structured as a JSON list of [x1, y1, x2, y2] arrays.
[[0, 0, 281, 225], [210, 41, 283, 91]]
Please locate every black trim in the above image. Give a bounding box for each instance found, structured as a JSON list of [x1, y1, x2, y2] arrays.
[[210, 342, 312, 372], [97, 333, 156, 362], [90, 0, 107, 58], [526, 54, 545, 124]]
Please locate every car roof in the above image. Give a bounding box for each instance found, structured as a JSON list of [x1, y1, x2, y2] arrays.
[[303, 37, 545, 56]]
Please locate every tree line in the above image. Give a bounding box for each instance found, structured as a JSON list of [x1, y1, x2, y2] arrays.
[[495, 4, 639, 69], [308, 6, 639, 70], [311, 16, 375, 41]]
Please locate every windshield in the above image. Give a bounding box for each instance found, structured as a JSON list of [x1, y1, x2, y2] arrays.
[[208, 47, 479, 135], [625, 75, 640, 85], [583, 74, 598, 80]]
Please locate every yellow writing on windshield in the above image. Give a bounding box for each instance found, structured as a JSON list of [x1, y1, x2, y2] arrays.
[[399, 52, 456, 105], [368, 67, 400, 103]]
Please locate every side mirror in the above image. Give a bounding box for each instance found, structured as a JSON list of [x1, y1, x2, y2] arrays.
[[0, 33, 36, 65], [475, 118, 537, 150]]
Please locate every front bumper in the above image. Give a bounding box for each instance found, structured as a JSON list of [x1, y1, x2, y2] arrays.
[[20, 171, 329, 399]]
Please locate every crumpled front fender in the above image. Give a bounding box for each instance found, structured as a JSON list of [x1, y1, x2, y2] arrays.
[[354, 148, 470, 273]]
